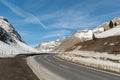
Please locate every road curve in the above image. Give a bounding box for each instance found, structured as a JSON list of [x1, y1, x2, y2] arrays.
[[35, 54, 120, 80]]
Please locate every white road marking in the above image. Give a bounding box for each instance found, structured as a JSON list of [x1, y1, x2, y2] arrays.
[[47, 59, 51, 62], [59, 64, 69, 69]]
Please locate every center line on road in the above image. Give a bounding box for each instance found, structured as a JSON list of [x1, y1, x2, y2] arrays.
[[59, 64, 69, 69]]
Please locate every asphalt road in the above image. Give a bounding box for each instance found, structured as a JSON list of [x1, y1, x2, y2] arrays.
[[35, 54, 120, 80]]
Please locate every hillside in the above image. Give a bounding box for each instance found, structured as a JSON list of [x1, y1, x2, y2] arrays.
[[0, 16, 39, 57], [66, 35, 120, 54], [57, 17, 120, 73], [56, 17, 120, 52]]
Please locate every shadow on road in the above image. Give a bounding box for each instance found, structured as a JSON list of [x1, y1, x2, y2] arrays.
[[15, 53, 57, 57]]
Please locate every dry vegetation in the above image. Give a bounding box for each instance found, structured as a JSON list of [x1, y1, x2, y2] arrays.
[[67, 35, 120, 54]]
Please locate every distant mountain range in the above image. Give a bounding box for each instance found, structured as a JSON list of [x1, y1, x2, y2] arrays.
[[1, 16, 120, 56], [35, 39, 62, 52], [35, 17, 120, 53]]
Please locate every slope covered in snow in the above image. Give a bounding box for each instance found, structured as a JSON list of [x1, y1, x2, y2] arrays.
[[95, 26, 120, 38], [0, 16, 39, 56]]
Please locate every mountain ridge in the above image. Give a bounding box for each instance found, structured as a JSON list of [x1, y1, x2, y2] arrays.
[[36, 17, 120, 53], [0, 16, 39, 57]]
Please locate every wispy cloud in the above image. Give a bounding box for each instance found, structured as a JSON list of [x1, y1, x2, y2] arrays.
[[39, 30, 71, 40], [39, 10, 99, 29], [36, 2, 101, 30], [37, 0, 120, 30], [0, 0, 47, 29]]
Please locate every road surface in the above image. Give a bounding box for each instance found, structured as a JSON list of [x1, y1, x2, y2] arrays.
[[35, 54, 120, 80]]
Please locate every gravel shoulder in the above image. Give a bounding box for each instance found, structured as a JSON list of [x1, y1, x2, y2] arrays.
[[0, 57, 39, 80]]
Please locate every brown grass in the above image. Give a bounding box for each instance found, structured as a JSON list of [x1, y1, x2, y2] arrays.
[[66, 35, 120, 54]]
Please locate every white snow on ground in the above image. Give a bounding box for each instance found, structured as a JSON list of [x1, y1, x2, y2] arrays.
[[0, 40, 40, 57], [0, 39, 40, 57], [74, 30, 93, 40], [69, 50, 120, 61], [0, 16, 40, 57], [73, 25, 120, 41], [95, 26, 120, 38], [93, 27, 105, 33], [0, 41, 24, 57], [59, 50, 120, 72], [15, 39, 39, 53]]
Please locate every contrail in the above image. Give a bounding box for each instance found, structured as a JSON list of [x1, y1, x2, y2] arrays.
[[0, 0, 47, 29]]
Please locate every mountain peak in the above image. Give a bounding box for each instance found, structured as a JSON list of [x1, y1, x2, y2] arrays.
[[0, 16, 23, 42], [0, 16, 39, 56], [0, 16, 5, 19]]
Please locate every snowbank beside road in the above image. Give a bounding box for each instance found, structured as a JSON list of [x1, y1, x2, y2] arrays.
[[58, 50, 120, 73]]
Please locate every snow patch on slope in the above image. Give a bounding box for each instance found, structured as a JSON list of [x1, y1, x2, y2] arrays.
[[74, 30, 93, 40], [96, 26, 120, 38]]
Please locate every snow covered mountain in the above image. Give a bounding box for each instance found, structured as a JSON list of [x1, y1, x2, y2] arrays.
[[35, 17, 120, 53], [75, 17, 120, 39], [0, 16, 39, 57], [35, 39, 62, 52], [56, 17, 120, 52]]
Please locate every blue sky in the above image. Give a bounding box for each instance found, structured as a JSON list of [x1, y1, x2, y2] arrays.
[[0, 0, 120, 46]]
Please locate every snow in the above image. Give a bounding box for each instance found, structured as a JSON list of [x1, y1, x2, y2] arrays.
[[74, 25, 120, 41], [36, 40, 62, 52], [0, 16, 40, 57], [15, 39, 39, 53], [71, 57, 120, 69], [60, 50, 120, 72], [95, 26, 120, 38], [74, 30, 93, 40], [0, 41, 24, 57], [69, 50, 120, 60], [93, 27, 104, 34]]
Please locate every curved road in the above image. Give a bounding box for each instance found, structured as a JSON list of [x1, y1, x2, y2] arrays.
[[35, 54, 120, 80]]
